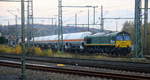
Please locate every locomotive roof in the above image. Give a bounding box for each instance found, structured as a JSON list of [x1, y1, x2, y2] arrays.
[[86, 31, 129, 38]]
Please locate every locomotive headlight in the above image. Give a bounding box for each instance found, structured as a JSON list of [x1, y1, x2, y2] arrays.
[[110, 40, 115, 44]]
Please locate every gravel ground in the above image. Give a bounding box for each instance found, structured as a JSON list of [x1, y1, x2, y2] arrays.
[[0, 55, 150, 80], [25, 60, 150, 77], [0, 66, 112, 80]]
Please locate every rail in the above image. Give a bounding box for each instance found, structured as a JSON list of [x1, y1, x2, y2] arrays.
[[0, 60, 150, 80], [0, 53, 150, 73]]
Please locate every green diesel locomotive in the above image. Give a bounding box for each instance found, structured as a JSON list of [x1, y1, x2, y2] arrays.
[[84, 31, 132, 56]]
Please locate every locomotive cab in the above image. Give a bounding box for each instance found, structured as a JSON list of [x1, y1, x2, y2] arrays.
[[115, 32, 132, 48]]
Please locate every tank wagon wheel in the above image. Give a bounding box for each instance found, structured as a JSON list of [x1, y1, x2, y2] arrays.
[[64, 43, 69, 51], [109, 47, 114, 56], [96, 47, 100, 53], [106, 49, 111, 56], [87, 48, 92, 54], [100, 48, 104, 54], [68, 43, 73, 52], [85, 47, 89, 53], [86, 47, 93, 54], [96, 47, 99, 53], [110, 48, 115, 56]]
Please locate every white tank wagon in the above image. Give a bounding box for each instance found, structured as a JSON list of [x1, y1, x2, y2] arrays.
[[31, 32, 92, 50]]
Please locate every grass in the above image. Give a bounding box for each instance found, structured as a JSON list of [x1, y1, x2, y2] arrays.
[[0, 45, 149, 63], [28, 47, 53, 56], [0, 45, 22, 54]]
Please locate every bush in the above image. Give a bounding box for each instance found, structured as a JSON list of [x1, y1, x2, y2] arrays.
[[34, 47, 42, 56], [43, 49, 53, 56], [28, 47, 35, 55], [0, 45, 14, 53], [0, 45, 64, 57], [56, 50, 63, 54], [14, 45, 22, 54], [21, 46, 53, 56]]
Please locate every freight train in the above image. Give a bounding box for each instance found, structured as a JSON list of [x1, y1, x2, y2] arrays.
[[31, 31, 132, 56]]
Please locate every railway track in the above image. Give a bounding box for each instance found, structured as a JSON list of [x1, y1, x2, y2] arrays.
[[0, 60, 150, 80], [0, 53, 150, 73]]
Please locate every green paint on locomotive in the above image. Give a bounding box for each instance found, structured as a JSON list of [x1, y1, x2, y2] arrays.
[[84, 32, 119, 46]]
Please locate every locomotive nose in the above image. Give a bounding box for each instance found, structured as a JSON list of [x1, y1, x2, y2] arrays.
[[115, 40, 132, 48]]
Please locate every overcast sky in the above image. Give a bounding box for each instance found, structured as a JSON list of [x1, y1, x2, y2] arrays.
[[0, 0, 149, 31]]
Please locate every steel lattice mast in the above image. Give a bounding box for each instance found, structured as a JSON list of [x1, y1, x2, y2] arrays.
[[0, 1, 33, 79], [21, 0, 27, 79], [144, 0, 148, 54], [58, 0, 63, 52], [134, 0, 143, 57]]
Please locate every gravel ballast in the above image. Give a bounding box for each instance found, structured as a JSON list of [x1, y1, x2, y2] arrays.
[[0, 66, 111, 80]]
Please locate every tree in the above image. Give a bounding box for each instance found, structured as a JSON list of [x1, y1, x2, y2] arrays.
[[122, 21, 150, 55], [122, 21, 135, 40]]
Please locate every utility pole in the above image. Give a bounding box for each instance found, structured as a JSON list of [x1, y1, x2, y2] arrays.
[[115, 20, 118, 32], [27, 0, 33, 47], [21, 0, 26, 80], [7, 20, 10, 45], [88, 8, 90, 31], [75, 13, 77, 27], [101, 6, 104, 31], [7, 20, 9, 28], [134, 0, 143, 58], [93, 6, 98, 24], [144, 0, 148, 54], [15, 15, 18, 44], [51, 17, 54, 26], [58, 0, 63, 52], [55, 16, 57, 34]]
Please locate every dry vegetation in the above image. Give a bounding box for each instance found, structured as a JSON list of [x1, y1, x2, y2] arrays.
[[0, 45, 22, 54], [0, 44, 149, 63], [0, 45, 53, 56], [0, 45, 112, 59]]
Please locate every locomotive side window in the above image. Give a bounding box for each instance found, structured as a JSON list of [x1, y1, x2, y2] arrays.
[[86, 38, 91, 44]]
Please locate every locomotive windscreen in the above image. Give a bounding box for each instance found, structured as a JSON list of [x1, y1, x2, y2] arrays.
[[123, 35, 130, 40], [116, 33, 131, 41], [116, 35, 123, 40]]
